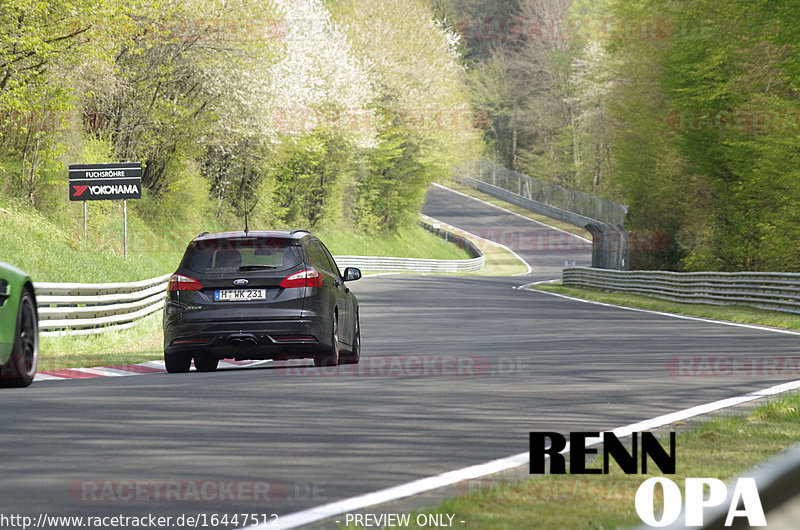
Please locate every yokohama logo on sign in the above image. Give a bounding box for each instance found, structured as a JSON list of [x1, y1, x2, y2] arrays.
[[69, 162, 142, 201], [71, 183, 141, 199]]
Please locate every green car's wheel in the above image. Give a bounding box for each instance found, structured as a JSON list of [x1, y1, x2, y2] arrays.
[[0, 289, 38, 388]]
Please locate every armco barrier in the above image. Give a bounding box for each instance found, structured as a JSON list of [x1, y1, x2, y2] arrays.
[[337, 218, 484, 272], [35, 230, 484, 335], [35, 274, 172, 337], [563, 267, 800, 314], [335, 254, 483, 273]]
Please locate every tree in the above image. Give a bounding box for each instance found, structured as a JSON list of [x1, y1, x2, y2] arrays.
[[331, 0, 481, 233]]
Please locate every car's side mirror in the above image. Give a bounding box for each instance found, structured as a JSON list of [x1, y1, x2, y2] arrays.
[[343, 267, 362, 282]]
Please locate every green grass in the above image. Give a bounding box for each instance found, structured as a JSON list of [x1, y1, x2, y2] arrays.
[[469, 240, 528, 276], [444, 179, 593, 240], [533, 282, 800, 331], [435, 232, 528, 276], [369, 392, 800, 530], [0, 198, 185, 282], [315, 224, 471, 260], [0, 198, 471, 284], [38, 313, 164, 371]]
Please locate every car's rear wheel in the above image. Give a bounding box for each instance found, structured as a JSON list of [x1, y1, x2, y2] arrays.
[[164, 352, 191, 373], [0, 289, 38, 388], [314, 313, 339, 367], [194, 355, 219, 372], [340, 312, 360, 365]]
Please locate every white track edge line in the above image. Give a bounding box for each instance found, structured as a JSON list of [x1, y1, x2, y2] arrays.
[[242, 378, 800, 530], [432, 182, 591, 243], [524, 284, 800, 337]]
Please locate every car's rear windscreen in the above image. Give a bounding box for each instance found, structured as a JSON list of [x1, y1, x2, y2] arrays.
[[181, 237, 303, 273]]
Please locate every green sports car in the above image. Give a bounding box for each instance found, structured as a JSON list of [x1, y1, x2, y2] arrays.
[[0, 261, 38, 387]]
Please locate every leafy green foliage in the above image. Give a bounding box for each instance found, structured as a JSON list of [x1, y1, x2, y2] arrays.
[[356, 131, 429, 232], [267, 132, 356, 229], [1, 0, 478, 255], [439, 0, 800, 272], [609, 0, 800, 271], [330, 0, 481, 234]]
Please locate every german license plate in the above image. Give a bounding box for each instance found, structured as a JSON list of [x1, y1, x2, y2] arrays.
[[214, 289, 267, 302]]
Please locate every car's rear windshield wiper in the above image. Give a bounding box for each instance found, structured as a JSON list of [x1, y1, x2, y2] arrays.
[[239, 265, 278, 271]]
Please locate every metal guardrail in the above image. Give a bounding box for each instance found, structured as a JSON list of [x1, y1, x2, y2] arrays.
[[563, 267, 800, 314], [35, 274, 172, 337], [34, 227, 485, 335], [419, 217, 485, 269], [460, 160, 628, 226], [335, 255, 484, 273]]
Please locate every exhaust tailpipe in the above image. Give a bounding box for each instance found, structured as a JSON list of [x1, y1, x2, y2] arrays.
[[229, 334, 258, 346]]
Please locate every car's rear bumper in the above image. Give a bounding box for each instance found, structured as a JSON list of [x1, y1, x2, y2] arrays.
[[163, 317, 328, 360]]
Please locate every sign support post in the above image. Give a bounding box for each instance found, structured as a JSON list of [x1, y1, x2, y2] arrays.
[[83, 202, 87, 241], [123, 199, 128, 259]]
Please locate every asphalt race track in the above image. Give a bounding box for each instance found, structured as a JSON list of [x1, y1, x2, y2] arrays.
[[2, 186, 798, 528], [423, 184, 592, 279]]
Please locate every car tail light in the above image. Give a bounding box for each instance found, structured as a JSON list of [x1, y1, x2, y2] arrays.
[[168, 274, 203, 291], [280, 269, 323, 288]]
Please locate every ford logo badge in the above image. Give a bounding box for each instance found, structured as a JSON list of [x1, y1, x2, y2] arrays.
[[233, 279, 249, 286]]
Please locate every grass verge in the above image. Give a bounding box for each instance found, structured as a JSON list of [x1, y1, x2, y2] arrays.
[[1, 199, 471, 283], [443, 179, 593, 241], [468, 239, 529, 276], [39, 312, 164, 371], [0, 198, 184, 283], [316, 224, 471, 261], [437, 231, 529, 276], [532, 282, 800, 331], [348, 392, 800, 529]]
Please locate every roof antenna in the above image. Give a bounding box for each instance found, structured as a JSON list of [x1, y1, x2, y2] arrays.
[[242, 183, 250, 236]]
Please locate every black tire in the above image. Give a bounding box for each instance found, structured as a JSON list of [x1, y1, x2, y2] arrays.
[[164, 352, 191, 373], [0, 289, 38, 388], [314, 313, 339, 367], [194, 356, 219, 372], [340, 312, 360, 365]]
